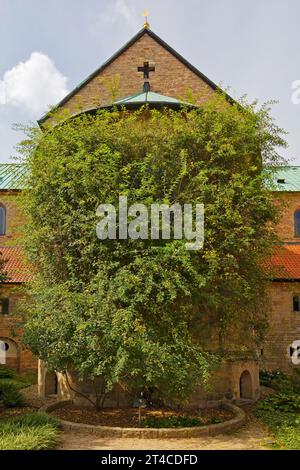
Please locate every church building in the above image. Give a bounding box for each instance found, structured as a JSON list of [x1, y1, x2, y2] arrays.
[[0, 23, 299, 405]]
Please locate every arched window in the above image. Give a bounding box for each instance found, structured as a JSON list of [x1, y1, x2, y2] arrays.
[[295, 209, 300, 237], [0, 338, 18, 369], [0, 205, 6, 236]]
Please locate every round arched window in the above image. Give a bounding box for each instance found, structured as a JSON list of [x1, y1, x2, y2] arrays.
[[0, 205, 6, 236], [295, 210, 300, 237], [0, 342, 9, 352]]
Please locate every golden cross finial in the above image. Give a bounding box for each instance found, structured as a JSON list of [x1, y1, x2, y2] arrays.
[[143, 10, 150, 29]]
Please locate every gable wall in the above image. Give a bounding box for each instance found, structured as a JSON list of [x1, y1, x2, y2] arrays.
[[60, 33, 215, 115]]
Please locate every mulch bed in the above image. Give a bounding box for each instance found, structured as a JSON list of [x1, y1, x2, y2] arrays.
[[52, 405, 233, 428]]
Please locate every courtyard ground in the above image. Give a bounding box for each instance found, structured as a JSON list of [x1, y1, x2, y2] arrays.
[[22, 386, 271, 450], [58, 411, 271, 450]]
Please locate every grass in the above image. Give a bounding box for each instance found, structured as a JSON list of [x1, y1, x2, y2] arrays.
[[0, 368, 57, 449], [0, 412, 61, 450], [256, 370, 300, 450]]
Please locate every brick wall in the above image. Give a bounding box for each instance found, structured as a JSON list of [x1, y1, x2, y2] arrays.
[[262, 282, 300, 372], [0, 191, 24, 245], [274, 192, 300, 241], [0, 284, 37, 372], [58, 32, 215, 117]]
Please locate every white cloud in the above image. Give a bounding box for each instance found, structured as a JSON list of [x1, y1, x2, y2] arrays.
[[0, 52, 69, 115], [115, 0, 136, 27], [100, 0, 139, 31]]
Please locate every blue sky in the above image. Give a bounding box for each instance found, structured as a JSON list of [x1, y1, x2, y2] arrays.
[[0, 0, 299, 163]]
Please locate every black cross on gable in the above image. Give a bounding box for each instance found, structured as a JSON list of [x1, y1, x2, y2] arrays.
[[138, 62, 155, 79]]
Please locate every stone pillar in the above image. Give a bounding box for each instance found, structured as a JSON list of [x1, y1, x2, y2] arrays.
[[38, 359, 47, 398]]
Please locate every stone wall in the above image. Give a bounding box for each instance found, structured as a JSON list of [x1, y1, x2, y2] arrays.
[[44, 360, 259, 408], [263, 282, 300, 372]]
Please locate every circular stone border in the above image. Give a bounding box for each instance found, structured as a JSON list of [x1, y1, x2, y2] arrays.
[[39, 400, 246, 439]]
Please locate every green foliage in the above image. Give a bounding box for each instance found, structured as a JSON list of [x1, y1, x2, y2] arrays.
[[0, 413, 60, 450], [0, 378, 27, 390], [12, 412, 60, 428], [256, 393, 300, 413], [142, 413, 223, 428], [0, 369, 36, 392], [255, 407, 300, 450], [259, 369, 286, 387], [0, 383, 25, 408], [142, 415, 203, 428], [18, 93, 286, 407], [16, 371, 37, 386], [0, 366, 14, 379], [0, 427, 59, 451], [255, 408, 300, 428], [260, 369, 300, 394], [272, 425, 300, 450], [256, 373, 300, 450]]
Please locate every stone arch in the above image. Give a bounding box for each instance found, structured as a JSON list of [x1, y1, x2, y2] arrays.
[[0, 338, 19, 370], [0, 203, 6, 236], [239, 370, 253, 399], [295, 208, 300, 237]]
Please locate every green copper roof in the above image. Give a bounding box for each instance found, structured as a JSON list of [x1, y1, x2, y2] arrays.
[[0, 163, 299, 192], [269, 166, 300, 192], [0, 164, 27, 190], [112, 90, 187, 107]]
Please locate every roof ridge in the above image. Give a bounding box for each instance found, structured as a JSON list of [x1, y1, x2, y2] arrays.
[[38, 27, 234, 125]]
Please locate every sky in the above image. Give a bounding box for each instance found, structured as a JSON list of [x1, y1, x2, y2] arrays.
[[0, 0, 299, 163]]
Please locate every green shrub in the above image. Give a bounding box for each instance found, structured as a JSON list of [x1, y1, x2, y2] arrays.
[[0, 425, 59, 450], [16, 371, 37, 386], [256, 393, 300, 413], [259, 369, 300, 394], [142, 415, 203, 428], [0, 366, 14, 379], [255, 408, 300, 450], [259, 369, 286, 387], [274, 425, 300, 450], [0, 378, 29, 391], [0, 412, 61, 450], [1, 384, 25, 408], [255, 408, 300, 428], [12, 412, 60, 429]]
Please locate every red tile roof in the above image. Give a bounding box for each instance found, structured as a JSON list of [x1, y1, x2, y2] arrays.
[[0, 244, 299, 283], [268, 244, 300, 280], [0, 246, 31, 283]]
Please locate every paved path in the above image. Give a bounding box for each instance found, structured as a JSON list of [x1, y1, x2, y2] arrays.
[[58, 419, 271, 450]]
